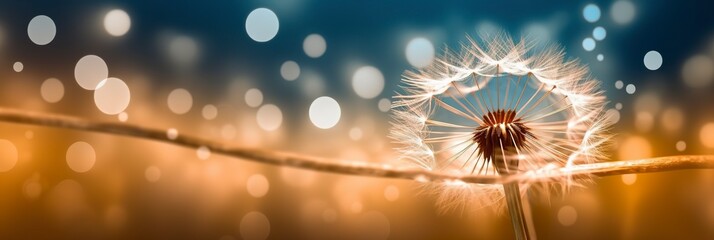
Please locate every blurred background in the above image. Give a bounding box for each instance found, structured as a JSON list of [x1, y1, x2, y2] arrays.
[[0, 0, 713, 239]]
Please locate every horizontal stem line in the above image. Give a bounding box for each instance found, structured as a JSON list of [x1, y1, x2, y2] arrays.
[[1, 108, 713, 184]]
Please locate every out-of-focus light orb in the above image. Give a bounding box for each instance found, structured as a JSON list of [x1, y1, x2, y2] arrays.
[[246, 174, 269, 198], [352, 66, 385, 99], [699, 123, 714, 148], [349, 127, 363, 141], [615, 80, 624, 89], [13, 62, 23, 72], [168, 36, 199, 65], [643, 51, 663, 70], [625, 84, 636, 94], [25, 131, 34, 140], [634, 92, 661, 114], [303, 34, 326, 58], [145, 166, 161, 182], [405, 37, 435, 68], [201, 104, 218, 120], [167, 128, 178, 140], [74, 55, 109, 90], [27, 15, 56, 45], [676, 141, 687, 152], [240, 211, 270, 240], [615, 103, 623, 110], [0, 139, 18, 172], [245, 8, 279, 42], [618, 136, 652, 160], [557, 205, 578, 226], [280, 61, 300, 81], [103, 9, 131, 37], [582, 38, 596, 51], [167, 88, 193, 114], [621, 174, 637, 185], [592, 26, 606, 41], [611, 1, 636, 25], [597, 54, 604, 61], [384, 185, 400, 202], [682, 55, 714, 88], [196, 146, 211, 160], [635, 112, 654, 132], [582, 4, 601, 23], [300, 72, 325, 97], [23, 179, 42, 199], [244, 88, 263, 108], [309, 96, 341, 129], [66, 141, 96, 173], [118, 112, 128, 122], [660, 107, 684, 132], [378, 98, 391, 112], [256, 104, 282, 131], [40, 78, 64, 103], [94, 78, 131, 115]]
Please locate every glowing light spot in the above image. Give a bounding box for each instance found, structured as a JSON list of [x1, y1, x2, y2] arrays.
[[27, 15, 56, 45], [244, 88, 263, 108], [94, 78, 131, 115], [615, 103, 623, 110], [145, 166, 161, 182], [615, 80, 624, 89], [40, 78, 64, 103], [75, 55, 109, 90], [13, 62, 23, 72], [246, 174, 269, 198], [118, 112, 128, 122], [245, 8, 279, 42], [201, 104, 217, 120], [280, 61, 300, 81], [378, 98, 391, 112], [405, 37, 435, 68], [256, 104, 282, 131], [611, 1, 636, 25], [618, 136, 652, 160], [196, 146, 211, 160], [605, 109, 620, 124], [635, 112, 654, 132], [582, 38, 596, 51], [168, 36, 198, 65], [660, 107, 684, 132], [643, 51, 663, 70], [592, 27, 606, 41], [303, 34, 326, 58], [700, 123, 714, 148], [625, 84, 636, 94], [676, 141, 687, 152], [384, 185, 400, 201], [621, 174, 637, 185], [583, 4, 601, 22], [309, 96, 341, 129], [597, 54, 604, 61], [682, 55, 714, 88], [352, 66, 385, 99], [240, 211, 270, 240], [66, 141, 96, 173], [167, 128, 178, 140], [557, 205, 578, 226], [0, 139, 18, 172], [103, 9, 131, 37], [349, 127, 363, 140], [167, 88, 193, 114]]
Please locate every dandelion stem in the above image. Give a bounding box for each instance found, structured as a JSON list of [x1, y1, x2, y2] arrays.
[[0, 108, 714, 184], [503, 182, 530, 240]]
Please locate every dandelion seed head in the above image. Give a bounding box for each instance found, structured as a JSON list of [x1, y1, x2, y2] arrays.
[[390, 31, 608, 212]]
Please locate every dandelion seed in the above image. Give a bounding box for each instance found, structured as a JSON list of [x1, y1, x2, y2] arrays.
[[390, 32, 608, 212]]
